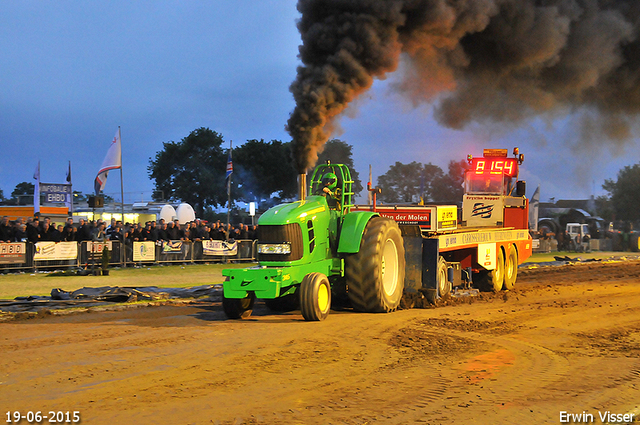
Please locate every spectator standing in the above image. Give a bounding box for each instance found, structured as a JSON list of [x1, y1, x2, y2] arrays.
[[189, 222, 200, 241], [39, 221, 54, 241], [77, 219, 92, 241], [106, 218, 117, 239], [13, 224, 27, 242], [0, 216, 12, 242], [26, 218, 40, 243], [180, 223, 190, 241], [173, 220, 184, 240], [217, 223, 227, 240], [61, 225, 75, 242], [52, 225, 64, 242], [108, 224, 120, 241], [167, 221, 180, 240], [149, 221, 159, 242], [141, 222, 151, 241], [203, 224, 212, 239], [229, 224, 240, 240], [238, 223, 249, 239], [92, 223, 106, 241], [129, 223, 142, 243], [157, 222, 168, 241], [39, 217, 51, 234]]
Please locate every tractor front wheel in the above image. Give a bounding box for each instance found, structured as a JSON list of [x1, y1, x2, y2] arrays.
[[222, 292, 256, 319], [345, 217, 405, 312], [300, 273, 331, 321]]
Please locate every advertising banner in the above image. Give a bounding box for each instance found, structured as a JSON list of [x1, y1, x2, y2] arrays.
[[133, 241, 156, 262], [202, 240, 238, 256], [0, 243, 27, 264], [162, 240, 183, 253], [462, 195, 505, 228], [86, 241, 113, 253], [34, 242, 78, 261]]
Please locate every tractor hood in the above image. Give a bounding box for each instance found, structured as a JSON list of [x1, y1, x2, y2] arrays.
[[258, 196, 329, 226]]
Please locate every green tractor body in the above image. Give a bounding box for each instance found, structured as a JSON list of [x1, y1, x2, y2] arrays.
[[222, 163, 404, 321]]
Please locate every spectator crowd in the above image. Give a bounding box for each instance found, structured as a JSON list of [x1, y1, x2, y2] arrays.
[[0, 216, 257, 244]]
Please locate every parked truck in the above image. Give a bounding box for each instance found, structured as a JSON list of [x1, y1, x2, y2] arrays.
[[222, 148, 532, 321]]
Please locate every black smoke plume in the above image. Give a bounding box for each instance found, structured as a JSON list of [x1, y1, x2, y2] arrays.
[[286, 0, 640, 173]]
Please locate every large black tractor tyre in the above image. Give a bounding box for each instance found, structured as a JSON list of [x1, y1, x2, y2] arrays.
[[503, 245, 518, 290], [345, 217, 405, 313], [264, 293, 299, 312], [426, 256, 452, 304], [222, 292, 256, 319], [300, 272, 331, 321], [478, 247, 505, 292]]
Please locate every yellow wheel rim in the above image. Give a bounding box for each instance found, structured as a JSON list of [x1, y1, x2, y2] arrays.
[[317, 282, 329, 312]]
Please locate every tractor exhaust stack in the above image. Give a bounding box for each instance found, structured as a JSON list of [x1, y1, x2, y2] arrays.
[[299, 173, 306, 201]]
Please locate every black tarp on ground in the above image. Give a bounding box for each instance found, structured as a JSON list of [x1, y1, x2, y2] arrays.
[[0, 285, 222, 313]]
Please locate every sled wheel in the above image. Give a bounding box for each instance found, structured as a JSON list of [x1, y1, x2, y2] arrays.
[[437, 256, 452, 297], [345, 217, 405, 312], [426, 256, 451, 304], [300, 272, 331, 321], [222, 292, 256, 319], [479, 247, 505, 292], [503, 245, 518, 290]]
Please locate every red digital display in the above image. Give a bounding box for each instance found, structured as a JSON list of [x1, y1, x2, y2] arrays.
[[471, 158, 518, 177]]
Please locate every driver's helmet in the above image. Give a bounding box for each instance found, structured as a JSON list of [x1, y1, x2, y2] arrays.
[[321, 172, 338, 190]]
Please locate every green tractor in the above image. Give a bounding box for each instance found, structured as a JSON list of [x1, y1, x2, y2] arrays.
[[222, 163, 405, 321]]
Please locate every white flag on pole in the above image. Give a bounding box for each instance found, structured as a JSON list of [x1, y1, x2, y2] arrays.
[[94, 128, 122, 195]]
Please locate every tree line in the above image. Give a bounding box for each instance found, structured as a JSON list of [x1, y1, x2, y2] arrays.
[[597, 164, 640, 223], [147, 127, 639, 224], [4, 125, 638, 224], [146, 127, 469, 217]]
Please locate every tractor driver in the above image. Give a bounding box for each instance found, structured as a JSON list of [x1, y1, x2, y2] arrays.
[[319, 172, 341, 209]]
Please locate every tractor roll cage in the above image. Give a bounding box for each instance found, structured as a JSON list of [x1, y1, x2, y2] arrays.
[[309, 163, 354, 215]]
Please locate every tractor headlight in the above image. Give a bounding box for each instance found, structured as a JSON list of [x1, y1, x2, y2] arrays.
[[257, 243, 291, 255]]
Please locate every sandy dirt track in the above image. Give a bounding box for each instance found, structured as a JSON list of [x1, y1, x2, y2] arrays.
[[2, 261, 640, 425]]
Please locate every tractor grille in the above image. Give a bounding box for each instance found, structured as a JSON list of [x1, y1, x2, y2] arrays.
[[257, 224, 304, 262]]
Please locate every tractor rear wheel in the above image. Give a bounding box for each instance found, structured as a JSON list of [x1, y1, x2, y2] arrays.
[[503, 245, 518, 290], [300, 272, 331, 321], [478, 247, 505, 292], [345, 217, 405, 312], [222, 292, 256, 319]]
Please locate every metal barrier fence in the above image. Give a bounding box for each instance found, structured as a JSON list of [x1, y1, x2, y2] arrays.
[[0, 239, 257, 272]]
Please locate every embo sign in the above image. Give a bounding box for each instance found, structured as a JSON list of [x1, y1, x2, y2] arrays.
[[40, 183, 72, 204]]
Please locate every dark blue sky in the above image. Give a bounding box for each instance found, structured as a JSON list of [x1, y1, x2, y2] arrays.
[[1, 1, 638, 206]]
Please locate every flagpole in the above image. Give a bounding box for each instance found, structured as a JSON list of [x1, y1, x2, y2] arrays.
[[33, 160, 40, 217], [226, 140, 232, 236], [68, 160, 73, 216], [119, 126, 126, 268]]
